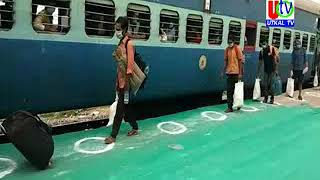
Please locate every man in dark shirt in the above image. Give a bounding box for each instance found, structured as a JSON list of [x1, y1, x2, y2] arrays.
[[291, 39, 308, 100], [258, 41, 277, 104]]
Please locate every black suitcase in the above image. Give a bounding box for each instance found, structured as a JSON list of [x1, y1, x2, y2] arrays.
[[0, 111, 54, 170]]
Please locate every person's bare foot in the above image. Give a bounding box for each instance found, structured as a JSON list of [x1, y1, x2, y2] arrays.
[[104, 136, 116, 144]]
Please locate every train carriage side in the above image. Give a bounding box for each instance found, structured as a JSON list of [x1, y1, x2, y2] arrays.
[[0, 0, 318, 118]]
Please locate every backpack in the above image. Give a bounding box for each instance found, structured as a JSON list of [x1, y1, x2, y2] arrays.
[[125, 39, 149, 89]]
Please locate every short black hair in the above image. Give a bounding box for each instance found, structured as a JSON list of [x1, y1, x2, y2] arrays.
[[116, 16, 129, 32], [228, 34, 236, 43]]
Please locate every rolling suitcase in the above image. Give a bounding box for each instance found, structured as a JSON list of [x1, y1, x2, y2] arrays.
[[0, 111, 54, 170]]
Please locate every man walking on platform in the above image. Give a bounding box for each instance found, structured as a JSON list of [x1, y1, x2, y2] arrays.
[[291, 39, 308, 100], [258, 41, 277, 104], [221, 35, 244, 113]]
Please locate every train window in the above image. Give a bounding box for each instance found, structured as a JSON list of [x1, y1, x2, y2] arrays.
[[85, 1, 115, 38], [159, 9, 179, 43], [32, 0, 71, 34], [228, 21, 241, 44], [302, 34, 308, 50], [259, 26, 269, 47], [208, 18, 223, 45], [294, 32, 300, 41], [186, 14, 203, 44], [127, 4, 151, 40], [0, 0, 14, 30], [309, 35, 316, 52], [283, 30, 292, 50], [272, 28, 281, 48]]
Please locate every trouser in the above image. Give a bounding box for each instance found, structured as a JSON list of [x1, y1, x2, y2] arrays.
[[263, 72, 274, 101], [111, 89, 138, 138], [227, 74, 239, 109]]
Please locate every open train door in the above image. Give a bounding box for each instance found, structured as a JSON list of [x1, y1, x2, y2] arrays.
[[244, 20, 257, 53]]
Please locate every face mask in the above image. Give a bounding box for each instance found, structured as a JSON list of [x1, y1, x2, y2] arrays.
[[297, 44, 302, 48], [262, 45, 267, 48], [115, 31, 123, 39], [228, 43, 234, 48]]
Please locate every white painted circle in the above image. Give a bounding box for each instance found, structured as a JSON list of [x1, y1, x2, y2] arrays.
[[74, 137, 115, 154], [240, 106, 260, 112], [0, 158, 17, 179], [260, 101, 282, 106], [305, 92, 320, 98], [157, 121, 187, 135], [201, 111, 227, 121]]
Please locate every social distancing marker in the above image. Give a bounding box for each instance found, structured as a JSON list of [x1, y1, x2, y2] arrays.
[[0, 158, 17, 179], [240, 106, 260, 112], [201, 111, 227, 121], [260, 101, 282, 106], [157, 121, 187, 135], [305, 92, 320, 98], [288, 97, 307, 102], [74, 137, 115, 154]]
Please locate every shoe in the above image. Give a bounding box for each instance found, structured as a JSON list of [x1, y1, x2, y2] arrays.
[[104, 136, 116, 144], [127, 129, 139, 137], [237, 107, 241, 111], [298, 95, 303, 100], [269, 97, 274, 104], [263, 98, 268, 103], [225, 108, 233, 113]]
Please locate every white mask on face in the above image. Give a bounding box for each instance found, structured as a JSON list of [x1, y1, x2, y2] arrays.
[[297, 44, 302, 48], [115, 31, 123, 39], [228, 43, 234, 48]]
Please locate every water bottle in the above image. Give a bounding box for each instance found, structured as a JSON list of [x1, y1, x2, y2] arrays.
[[124, 91, 129, 104]]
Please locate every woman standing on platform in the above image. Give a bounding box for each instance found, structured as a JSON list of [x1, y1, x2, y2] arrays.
[[105, 16, 139, 144]]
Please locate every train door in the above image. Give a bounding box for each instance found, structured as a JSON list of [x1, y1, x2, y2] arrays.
[[244, 20, 257, 52], [243, 20, 257, 72]]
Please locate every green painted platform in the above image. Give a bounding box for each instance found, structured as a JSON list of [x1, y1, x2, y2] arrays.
[[1, 101, 320, 180]]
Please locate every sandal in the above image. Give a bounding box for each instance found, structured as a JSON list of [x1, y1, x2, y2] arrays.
[[127, 129, 138, 137], [104, 136, 116, 144]]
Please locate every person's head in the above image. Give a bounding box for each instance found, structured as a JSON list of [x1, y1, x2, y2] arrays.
[[169, 22, 174, 29], [262, 41, 268, 48], [115, 16, 129, 39], [228, 35, 235, 47], [272, 39, 277, 46], [45, 2, 55, 14], [132, 12, 139, 23], [294, 39, 302, 48]]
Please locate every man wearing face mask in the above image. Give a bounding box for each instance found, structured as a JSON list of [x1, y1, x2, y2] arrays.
[[33, 2, 57, 32], [222, 35, 244, 113], [258, 41, 277, 104], [291, 39, 308, 100], [105, 16, 140, 144]]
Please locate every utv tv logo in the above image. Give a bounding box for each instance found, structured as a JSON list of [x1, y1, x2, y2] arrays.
[[266, 0, 295, 27]]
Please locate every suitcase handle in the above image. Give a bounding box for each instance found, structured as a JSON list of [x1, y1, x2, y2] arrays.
[[0, 123, 6, 134]]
